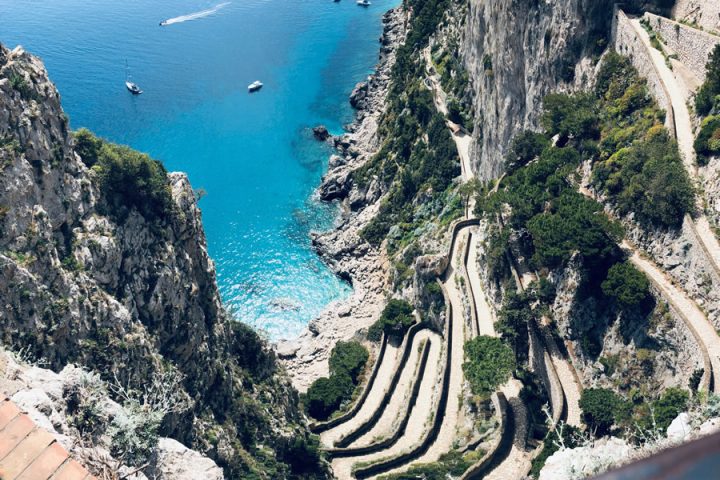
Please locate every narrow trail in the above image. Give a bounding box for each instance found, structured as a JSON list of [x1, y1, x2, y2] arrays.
[[537, 320, 583, 427], [628, 15, 720, 284], [320, 341, 402, 446], [351, 330, 435, 447], [579, 182, 718, 392], [467, 230, 495, 336], [627, 244, 720, 390], [330, 332, 443, 479], [483, 379, 532, 480]]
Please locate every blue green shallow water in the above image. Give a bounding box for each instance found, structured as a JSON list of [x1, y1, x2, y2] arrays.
[[0, 0, 398, 339]]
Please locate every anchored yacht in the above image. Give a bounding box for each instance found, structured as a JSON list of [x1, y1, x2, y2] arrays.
[[248, 80, 263, 93]]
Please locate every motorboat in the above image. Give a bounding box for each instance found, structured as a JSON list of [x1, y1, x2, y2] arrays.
[[357, 0, 371, 6], [248, 80, 263, 93], [159, 20, 169, 26]]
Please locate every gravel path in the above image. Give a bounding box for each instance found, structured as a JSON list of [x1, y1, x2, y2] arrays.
[[468, 230, 496, 337], [630, 17, 720, 282], [484, 379, 532, 480], [330, 331, 443, 479], [320, 341, 402, 447], [628, 245, 720, 390], [352, 330, 435, 446]]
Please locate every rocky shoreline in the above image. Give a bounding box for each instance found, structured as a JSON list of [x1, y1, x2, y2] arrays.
[[276, 6, 406, 392]]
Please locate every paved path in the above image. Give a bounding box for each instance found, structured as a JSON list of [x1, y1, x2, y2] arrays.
[[351, 330, 434, 446], [628, 245, 720, 390], [630, 16, 720, 283], [484, 379, 532, 480], [467, 230, 496, 337], [330, 332, 443, 479], [0, 398, 94, 480], [320, 341, 402, 447]]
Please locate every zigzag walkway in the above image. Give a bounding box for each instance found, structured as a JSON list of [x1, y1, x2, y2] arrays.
[[625, 11, 720, 287]]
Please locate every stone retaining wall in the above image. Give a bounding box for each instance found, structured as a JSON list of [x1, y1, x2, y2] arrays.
[[673, 0, 720, 36], [644, 12, 720, 83], [612, 8, 676, 135]]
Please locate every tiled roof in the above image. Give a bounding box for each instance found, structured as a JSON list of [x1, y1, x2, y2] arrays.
[[0, 398, 94, 480]]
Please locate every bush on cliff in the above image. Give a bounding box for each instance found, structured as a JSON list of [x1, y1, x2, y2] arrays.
[[305, 373, 355, 420], [694, 115, 720, 164], [463, 336, 515, 399], [73, 129, 174, 222], [368, 299, 415, 340], [329, 341, 369, 383], [580, 387, 623, 436], [695, 45, 720, 117], [602, 261, 650, 309], [591, 53, 695, 228], [304, 340, 369, 420]]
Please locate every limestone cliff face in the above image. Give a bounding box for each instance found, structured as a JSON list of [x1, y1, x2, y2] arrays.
[[460, 0, 614, 180], [0, 44, 322, 478]]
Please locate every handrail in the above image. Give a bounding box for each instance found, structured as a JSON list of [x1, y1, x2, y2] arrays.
[[326, 338, 432, 457], [310, 333, 389, 433], [332, 320, 426, 447]]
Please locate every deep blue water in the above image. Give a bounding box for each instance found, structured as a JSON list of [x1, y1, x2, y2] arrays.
[[0, 0, 397, 339]]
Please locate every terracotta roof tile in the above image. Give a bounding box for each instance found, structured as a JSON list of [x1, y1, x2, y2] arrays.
[[16, 442, 68, 480], [0, 400, 21, 431], [50, 458, 91, 480], [0, 427, 55, 478], [0, 415, 35, 460]]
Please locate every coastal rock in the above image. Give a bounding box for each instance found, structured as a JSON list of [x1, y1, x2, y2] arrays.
[[539, 437, 633, 480], [312, 125, 330, 141], [349, 81, 369, 109], [319, 172, 351, 201]]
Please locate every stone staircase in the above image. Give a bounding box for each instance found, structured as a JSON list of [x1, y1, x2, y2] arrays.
[[0, 398, 94, 480]]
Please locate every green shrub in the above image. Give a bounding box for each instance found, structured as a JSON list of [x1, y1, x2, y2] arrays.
[[463, 336, 515, 399], [329, 341, 369, 383], [602, 261, 650, 309], [504, 131, 550, 174], [541, 93, 599, 141], [652, 387, 689, 432], [695, 45, 720, 117], [694, 115, 720, 164], [73, 128, 103, 168], [579, 387, 622, 436], [370, 299, 415, 338], [305, 373, 354, 420], [73, 129, 174, 222]]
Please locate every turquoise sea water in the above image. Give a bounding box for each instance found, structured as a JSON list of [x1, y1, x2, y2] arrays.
[[0, 0, 397, 339]]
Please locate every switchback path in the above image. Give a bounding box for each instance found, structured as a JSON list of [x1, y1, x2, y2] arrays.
[[627, 244, 720, 391], [320, 341, 402, 446], [628, 15, 720, 283]]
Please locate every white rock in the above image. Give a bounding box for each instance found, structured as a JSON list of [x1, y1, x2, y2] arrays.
[[667, 412, 692, 442], [150, 437, 224, 480], [698, 417, 720, 437], [539, 437, 632, 480]]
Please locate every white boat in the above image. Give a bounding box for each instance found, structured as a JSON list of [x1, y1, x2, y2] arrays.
[[125, 61, 142, 94], [125, 81, 143, 95], [248, 80, 263, 93], [357, 0, 371, 6]]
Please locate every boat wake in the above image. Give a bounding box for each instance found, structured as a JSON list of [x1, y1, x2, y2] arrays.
[[160, 2, 230, 26]]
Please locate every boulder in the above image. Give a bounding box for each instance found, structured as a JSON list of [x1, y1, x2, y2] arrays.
[[149, 438, 224, 480], [667, 412, 692, 442], [312, 125, 330, 141], [349, 81, 369, 109]]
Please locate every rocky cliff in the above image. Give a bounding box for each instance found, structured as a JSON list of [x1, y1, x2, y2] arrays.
[[0, 43, 324, 479]]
